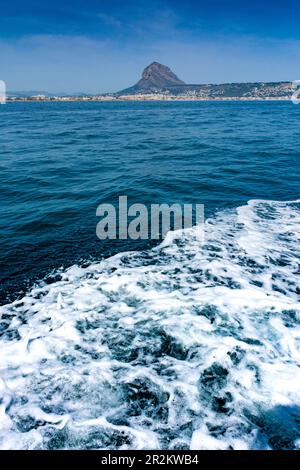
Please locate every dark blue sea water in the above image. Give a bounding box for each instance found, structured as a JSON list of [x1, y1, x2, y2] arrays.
[[0, 101, 299, 450], [1, 101, 299, 303]]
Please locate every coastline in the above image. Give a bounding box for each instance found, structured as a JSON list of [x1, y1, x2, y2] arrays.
[[6, 95, 291, 103]]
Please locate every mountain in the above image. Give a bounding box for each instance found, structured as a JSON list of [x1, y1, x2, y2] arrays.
[[119, 62, 185, 94], [118, 62, 292, 98]]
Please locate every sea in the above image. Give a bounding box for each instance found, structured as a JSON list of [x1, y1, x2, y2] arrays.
[[0, 100, 299, 450]]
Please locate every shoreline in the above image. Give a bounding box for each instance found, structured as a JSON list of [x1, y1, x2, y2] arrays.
[[6, 96, 291, 103]]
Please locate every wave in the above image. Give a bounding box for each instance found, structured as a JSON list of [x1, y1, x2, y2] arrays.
[[0, 199, 300, 450]]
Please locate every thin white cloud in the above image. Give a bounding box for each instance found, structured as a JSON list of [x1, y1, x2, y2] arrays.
[[97, 13, 122, 28]]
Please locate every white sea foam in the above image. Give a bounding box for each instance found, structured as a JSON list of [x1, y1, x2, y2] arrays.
[[0, 199, 300, 450]]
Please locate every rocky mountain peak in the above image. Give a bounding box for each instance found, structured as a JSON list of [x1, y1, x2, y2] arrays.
[[120, 62, 185, 93]]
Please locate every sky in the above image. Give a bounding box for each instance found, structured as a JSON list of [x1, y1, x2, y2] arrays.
[[0, 0, 300, 93]]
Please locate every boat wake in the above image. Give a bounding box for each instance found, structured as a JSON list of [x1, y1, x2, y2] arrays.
[[0, 199, 300, 450]]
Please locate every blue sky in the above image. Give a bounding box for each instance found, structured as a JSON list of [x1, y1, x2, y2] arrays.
[[1, 0, 299, 92]]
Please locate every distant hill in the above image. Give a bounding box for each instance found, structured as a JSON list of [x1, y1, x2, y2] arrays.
[[118, 62, 292, 98], [7, 91, 50, 98]]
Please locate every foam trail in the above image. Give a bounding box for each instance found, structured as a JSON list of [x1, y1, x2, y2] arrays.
[[0, 199, 300, 450]]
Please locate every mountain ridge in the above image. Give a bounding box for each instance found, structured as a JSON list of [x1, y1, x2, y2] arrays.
[[118, 62, 292, 98]]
